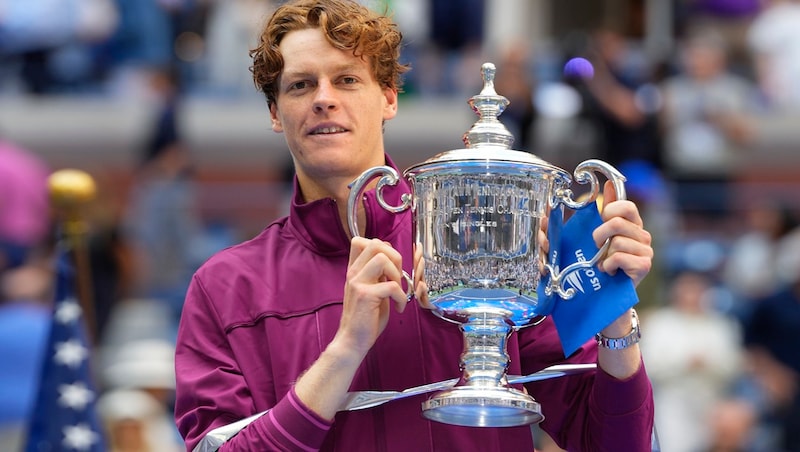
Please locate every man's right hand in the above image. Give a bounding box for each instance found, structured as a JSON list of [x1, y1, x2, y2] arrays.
[[293, 237, 408, 420], [338, 237, 408, 356]]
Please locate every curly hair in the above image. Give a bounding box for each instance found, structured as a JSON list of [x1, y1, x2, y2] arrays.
[[250, 0, 410, 107]]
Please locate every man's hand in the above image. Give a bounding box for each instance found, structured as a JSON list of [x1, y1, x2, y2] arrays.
[[592, 181, 653, 379], [294, 237, 408, 420], [338, 237, 408, 356], [593, 181, 653, 287]]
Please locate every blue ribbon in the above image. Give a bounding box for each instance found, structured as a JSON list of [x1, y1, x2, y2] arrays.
[[538, 203, 639, 356]]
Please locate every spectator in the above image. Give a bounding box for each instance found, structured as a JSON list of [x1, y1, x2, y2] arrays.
[[575, 26, 663, 171], [422, 0, 485, 97], [659, 27, 758, 221], [97, 388, 182, 452], [121, 72, 201, 329], [493, 40, 538, 151], [0, 139, 51, 272], [746, 0, 800, 112], [742, 269, 800, 451], [641, 270, 743, 452], [722, 202, 800, 306], [705, 397, 762, 452], [0, 263, 54, 450], [0, 0, 119, 94], [98, 0, 187, 98], [202, 0, 274, 97], [97, 338, 182, 452], [680, 0, 762, 77]]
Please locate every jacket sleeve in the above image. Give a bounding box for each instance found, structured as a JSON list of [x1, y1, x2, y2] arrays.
[[174, 274, 332, 451], [520, 319, 655, 452]]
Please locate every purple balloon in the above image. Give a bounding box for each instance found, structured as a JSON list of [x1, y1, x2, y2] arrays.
[[563, 57, 594, 79]]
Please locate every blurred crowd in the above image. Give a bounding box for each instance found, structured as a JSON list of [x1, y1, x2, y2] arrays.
[[0, 0, 487, 100], [3, 0, 800, 451]]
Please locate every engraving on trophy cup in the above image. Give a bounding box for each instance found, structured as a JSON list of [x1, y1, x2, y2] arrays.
[[347, 62, 627, 427]]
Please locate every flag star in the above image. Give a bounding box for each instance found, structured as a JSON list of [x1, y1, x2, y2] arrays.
[[55, 298, 82, 324], [62, 423, 99, 451], [58, 382, 95, 410], [54, 339, 89, 369]]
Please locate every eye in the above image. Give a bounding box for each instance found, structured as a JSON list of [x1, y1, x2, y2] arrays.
[[288, 80, 309, 91], [341, 76, 358, 85]]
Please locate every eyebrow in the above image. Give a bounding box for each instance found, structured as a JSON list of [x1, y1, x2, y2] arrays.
[[282, 62, 369, 81]]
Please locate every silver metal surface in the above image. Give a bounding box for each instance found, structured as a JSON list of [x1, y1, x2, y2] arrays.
[[193, 363, 598, 451], [346, 61, 628, 427], [341, 363, 597, 411]]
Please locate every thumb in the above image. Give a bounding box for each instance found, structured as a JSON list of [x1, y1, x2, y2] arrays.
[[601, 180, 617, 209]]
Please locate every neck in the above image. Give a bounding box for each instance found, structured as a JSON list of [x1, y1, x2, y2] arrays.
[[296, 172, 378, 238]]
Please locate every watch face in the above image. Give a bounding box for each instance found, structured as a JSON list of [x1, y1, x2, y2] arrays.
[[630, 309, 639, 330]]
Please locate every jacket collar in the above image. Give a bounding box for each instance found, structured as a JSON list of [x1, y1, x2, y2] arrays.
[[287, 154, 411, 255]]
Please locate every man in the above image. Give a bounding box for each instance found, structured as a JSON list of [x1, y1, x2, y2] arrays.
[[174, 1, 655, 450]]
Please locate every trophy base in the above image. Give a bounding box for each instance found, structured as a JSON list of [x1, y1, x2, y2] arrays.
[[421, 386, 543, 427]]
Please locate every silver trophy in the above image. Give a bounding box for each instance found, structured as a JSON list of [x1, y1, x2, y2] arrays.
[[347, 62, 626, 428]]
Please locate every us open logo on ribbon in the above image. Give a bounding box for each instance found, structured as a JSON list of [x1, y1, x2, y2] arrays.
[[541, 202, 639, 356], [564, 248, 604, 295]]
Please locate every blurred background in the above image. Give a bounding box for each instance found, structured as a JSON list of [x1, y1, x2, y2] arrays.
[[2, 0, 800, 451]]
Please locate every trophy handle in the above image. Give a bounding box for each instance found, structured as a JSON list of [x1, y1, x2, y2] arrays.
[[347, 165, 415, 301], [546, 159, 627, 299]]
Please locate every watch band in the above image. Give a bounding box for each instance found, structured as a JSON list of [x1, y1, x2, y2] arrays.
[[595, 309, 641, 350]]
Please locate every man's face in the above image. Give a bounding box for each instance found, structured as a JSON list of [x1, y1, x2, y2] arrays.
[[270, 27, 398, 196]]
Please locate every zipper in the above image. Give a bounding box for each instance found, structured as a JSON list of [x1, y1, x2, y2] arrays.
[[366, 349, 387, 452]]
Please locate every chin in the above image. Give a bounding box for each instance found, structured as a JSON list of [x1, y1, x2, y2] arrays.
[[304, 158, 360, 178]]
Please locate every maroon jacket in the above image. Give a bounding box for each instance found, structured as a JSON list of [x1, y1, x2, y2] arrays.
[[174, 156, 654, 451]]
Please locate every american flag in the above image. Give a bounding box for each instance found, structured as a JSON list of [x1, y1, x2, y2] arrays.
[[25, 245, 106, 451]]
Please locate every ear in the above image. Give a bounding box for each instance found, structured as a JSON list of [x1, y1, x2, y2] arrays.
[[269, 103, 283, 133], [382, 87, 398, 121]]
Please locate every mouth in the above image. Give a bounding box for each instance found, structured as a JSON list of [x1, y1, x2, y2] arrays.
[[309, 126, 348, 136]]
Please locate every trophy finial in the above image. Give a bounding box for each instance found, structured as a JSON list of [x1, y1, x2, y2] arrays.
[[480, 62, 498, 96], [463, 62, 515, 149]]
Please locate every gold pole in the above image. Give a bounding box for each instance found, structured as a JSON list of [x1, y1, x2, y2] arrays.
[[48, 169, 97, 345]]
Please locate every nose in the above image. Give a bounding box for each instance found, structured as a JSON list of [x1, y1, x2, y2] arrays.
[[313, 80, 338, 113]]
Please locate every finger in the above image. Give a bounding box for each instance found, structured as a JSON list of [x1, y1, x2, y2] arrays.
[[603, 235, 654, 264], [538, 225, 549, 255], [381, 279, 411, 313], [415, 280, 432, 309], [602, 180, 619, 205], [352, 276, 408, 302], [599, 251, 652, 278], [347, 238, 407, 306], [346, 266, 408, 319], [598, 236, 654, 286], [599, 251, 653, 286], [533, 210, 550, 269], [359, 251, 404, 291], [593, 211, 650, 248], [349, 238, 404, 278], [348, 236, 372, 267], [594, 225, 652, 271], [413, 244, 425, 287], [600, 199, 644, 227]]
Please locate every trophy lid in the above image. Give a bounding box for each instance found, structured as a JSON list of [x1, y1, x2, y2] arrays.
[[405, 62, 568, 177]]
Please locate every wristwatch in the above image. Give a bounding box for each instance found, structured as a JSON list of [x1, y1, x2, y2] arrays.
[[595, 309, 641, 350]]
